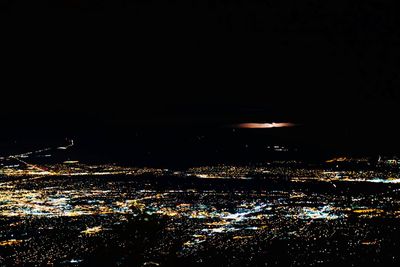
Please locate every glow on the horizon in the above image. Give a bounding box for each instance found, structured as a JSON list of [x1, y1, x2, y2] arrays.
[[235, 122, 295, 129]]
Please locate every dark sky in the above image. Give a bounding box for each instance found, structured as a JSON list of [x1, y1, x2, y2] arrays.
[[1, 1, 399, 165]]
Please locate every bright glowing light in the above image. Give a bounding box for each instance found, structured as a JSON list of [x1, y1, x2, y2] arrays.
[[0, 239, 23, 246], [294, 205, 343, 220], [81, 226, 103, 235], [235, 122, 295, 129]]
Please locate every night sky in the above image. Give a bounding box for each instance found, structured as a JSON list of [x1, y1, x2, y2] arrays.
[[1, 1, 399, 165]]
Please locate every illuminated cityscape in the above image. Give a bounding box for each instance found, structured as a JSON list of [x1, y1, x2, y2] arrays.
[[0, 144, 400, 266]]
